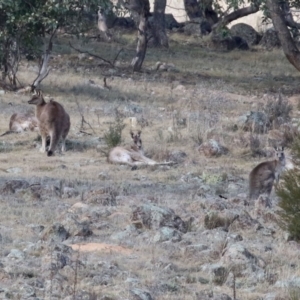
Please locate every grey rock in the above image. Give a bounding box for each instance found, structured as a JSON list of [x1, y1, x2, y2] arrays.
[[4, 264, 36, 278], [98, 172, 110, 180], [0, 179, 29, 194], [275, 277, 300, 288], [259, 28, 280, 49], [110, 224, 138, 245], [185, 244, 209, 253], [23, 242, 43, 256], [7, 249, 25, 260], [230, 23, 261, 45], [153, 227, 182, 242], [125, 277, 140, 285], [221, 244, 265, 284], [27, 224, 45, 234], [184, 18, 201, 35], [41, 223, 69, 242], [211, 34, 249, 51], [20, 284, 36, 298], [6, 167, 23, 174], [213, 294, 232, 300], [61, 213, 92, 237], [198, 139, 229, 157], [168, 150, 187, 163], [63, 187, 79, 198], [131, 204, 188, 233], [130, 288, 153, 300]]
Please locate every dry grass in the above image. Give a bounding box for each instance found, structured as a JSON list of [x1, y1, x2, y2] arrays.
[[0, 31, 300, 299]]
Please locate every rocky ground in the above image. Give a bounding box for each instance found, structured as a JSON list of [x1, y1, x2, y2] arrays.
[[0, 32, 300, 300]]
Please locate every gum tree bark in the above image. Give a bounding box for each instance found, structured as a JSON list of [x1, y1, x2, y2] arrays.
[[267, 0, 300, 71], [184, 0, 202, 19], [151, 0, 168, 48], [130, 0, 150, 71]]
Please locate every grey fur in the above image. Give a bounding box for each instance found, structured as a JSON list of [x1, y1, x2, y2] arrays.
[[249, 147, 286, 200]]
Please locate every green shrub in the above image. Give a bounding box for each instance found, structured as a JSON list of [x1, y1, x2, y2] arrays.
[[289, 287, 300, 300], [103, 113, 125, 149], [277, 138, 300, 241]]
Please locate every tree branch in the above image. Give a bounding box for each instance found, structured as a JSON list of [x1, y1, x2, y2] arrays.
[[280, 1, 300, 29], [31, 26, 58, 91], [69, 42, 115, 67], [113, 48, 124, 65], [213, 4, 260, 30]]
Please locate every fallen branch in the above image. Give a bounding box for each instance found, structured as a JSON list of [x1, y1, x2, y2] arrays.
[[79, 130, 93, 136], [69, 42, 117, 67], [75, 98, 95, 134], [113, 48, 124, 65], [0, 130, 14, 137], [81, 116, 95, 134]]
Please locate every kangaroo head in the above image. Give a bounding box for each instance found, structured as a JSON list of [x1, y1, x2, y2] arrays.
[[130, 130, 142, 150], [274, 146, 285, 164], [28, 90, 45, 105]]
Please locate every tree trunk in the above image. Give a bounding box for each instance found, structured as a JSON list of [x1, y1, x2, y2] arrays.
[[184, 0, 203, 19], [267, 0, 300, 71], [130, 0, 150, 71], [2, 38, 20, 89], [150, 0, 168, 48], [279, 1, 300, 29]]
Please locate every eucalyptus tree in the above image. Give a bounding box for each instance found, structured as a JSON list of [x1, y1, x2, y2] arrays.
[[119, 0, 151, 71], [183, 0, 300, 72], [0, 0, 109, 89]]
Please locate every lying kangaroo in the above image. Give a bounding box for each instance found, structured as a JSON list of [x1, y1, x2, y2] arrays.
[[28, 90, 70, 156], [0, 112, 38, 136], [249, 147, 286, 200], [108, 131, 174, 168]]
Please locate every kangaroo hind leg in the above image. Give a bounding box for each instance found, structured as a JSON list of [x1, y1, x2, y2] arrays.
[[47, 129, 60, 157]]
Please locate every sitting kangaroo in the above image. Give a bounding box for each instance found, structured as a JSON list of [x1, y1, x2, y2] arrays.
[[28, 90, 70, 156], [108, 130, 174, 168], [249, 147, 286, 200]]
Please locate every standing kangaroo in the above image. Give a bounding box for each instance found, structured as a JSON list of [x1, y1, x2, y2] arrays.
[[108, 131, 174, 167], [249, 147, 286, 200], [28, 90, 70, 156]]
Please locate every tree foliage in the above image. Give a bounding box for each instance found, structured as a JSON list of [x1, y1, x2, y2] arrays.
[[0, 0, 109, 87]]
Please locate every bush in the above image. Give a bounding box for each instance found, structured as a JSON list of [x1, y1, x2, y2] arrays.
[[277, 138, 300, 241], [264, 93, 293, 129], [204, 212, 229, 229], [103, 112, 125, 149]]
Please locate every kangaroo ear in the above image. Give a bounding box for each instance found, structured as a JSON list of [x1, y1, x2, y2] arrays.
[[137, 130, 141, 137], [130, 130, 134, 138]]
